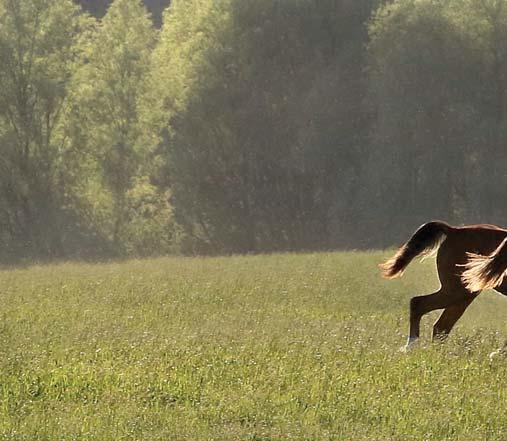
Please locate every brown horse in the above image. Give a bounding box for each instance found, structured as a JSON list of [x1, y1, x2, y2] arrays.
[[380, 221, 507, 351]]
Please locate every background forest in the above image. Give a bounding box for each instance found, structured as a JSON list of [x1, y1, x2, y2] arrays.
[[1, 0, 506, 261]]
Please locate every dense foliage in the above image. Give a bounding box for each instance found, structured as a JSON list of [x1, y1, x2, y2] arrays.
[[1, 0, 507, 260]]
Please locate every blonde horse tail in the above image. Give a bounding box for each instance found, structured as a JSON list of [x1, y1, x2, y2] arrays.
[[462, 237, 507, 292], [379, 221, 451, 279]]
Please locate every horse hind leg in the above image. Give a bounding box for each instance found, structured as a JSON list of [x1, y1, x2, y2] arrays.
[[405, 289, 445, 349], [405, 288, 469, 350], [432, 295, 476, 342]]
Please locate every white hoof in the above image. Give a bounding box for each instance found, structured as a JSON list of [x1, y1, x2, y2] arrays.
[[400, 337, 418, 353], [489, 348, 506, 360]]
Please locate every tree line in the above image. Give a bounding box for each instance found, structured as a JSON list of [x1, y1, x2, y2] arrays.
[[0, 0, 506, 261], [76, 0, 169, 26]]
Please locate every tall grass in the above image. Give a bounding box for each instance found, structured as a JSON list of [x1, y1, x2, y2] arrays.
[[0, 252, 506, 440]]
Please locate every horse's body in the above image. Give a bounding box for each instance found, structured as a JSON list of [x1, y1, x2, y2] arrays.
[[380, 221, 507, 350]]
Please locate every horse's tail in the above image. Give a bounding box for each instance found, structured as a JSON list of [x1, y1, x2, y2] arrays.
[[379, 221, 452, 279], [462, 237, 507, 292]]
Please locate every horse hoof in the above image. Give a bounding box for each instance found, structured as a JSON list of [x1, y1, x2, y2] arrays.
[[489, 348, 506, 360], [400, 338, 418, 353]]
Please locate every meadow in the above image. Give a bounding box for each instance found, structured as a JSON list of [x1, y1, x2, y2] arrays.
[[0, 252, 506, 440]]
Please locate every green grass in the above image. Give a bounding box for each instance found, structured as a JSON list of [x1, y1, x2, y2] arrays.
[[1, 252, 507, 440]]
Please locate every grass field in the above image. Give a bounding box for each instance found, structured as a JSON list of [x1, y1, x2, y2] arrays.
[[0, 252, 507, 440]]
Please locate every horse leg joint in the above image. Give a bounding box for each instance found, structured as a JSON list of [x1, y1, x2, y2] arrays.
[[432, 325, 449, 342]]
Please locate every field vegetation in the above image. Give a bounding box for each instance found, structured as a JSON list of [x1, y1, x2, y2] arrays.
[[1, 252, 506, 440]]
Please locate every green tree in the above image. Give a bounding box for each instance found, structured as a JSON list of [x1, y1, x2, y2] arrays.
[[0, 0, 87, 259], [364, 0, 507, 245], [69, 0, 176, 255], [151, 0, 376, 254], [75, 0, 170, 26]]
